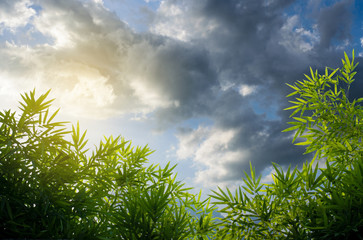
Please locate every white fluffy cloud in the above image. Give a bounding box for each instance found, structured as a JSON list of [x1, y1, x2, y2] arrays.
[[238, 84, 257, 97], [151, 0, 217, 42], [0, 0, 35, 33], [279, 15, 319, 53], [176, 126, 250, 188], [0, 1, 128, 117], [0, 0, 211, 119]]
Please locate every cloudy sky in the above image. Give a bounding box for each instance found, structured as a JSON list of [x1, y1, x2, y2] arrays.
[[1, 0, 362, 193]]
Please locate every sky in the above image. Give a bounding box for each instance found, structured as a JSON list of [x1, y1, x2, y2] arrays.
[[0, 0, 363, 195]]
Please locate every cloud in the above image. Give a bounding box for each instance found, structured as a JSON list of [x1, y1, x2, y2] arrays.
[[0, 0, 217, 119], [176, 125, 249, 188], [150, 0, 216, 42], [125, 38, 217, 118], [0, 0, 36, 33], [175, 114, 310, 188], [316, 0, 353, 49], [151, 0, 311, 125], [1, 0, 131, 115], [238, 84, 257, 97], [279, 15, 319, 53], [152, 0, 360, 187]]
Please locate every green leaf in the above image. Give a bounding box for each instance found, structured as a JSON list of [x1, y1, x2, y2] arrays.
[[295, 141, 312, 146], [283, 105, 299, 111], [6, 200, 13, 220], [293, 117, 307, 123]]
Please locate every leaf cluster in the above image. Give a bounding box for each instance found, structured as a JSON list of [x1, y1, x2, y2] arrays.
[[0, 90, 217, 239]]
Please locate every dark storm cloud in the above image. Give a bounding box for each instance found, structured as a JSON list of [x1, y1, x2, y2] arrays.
[[155, 0, 359, 185], [349, 57, 363, 101], [132, 37, 218, 126], [153, 0, 305, 123], [208, 88, 309, 176], [316, 0, 354, 49], [200, 0, 296, 84]]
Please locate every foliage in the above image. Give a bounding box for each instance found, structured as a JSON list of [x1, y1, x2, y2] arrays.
[[211, 50, 363, 239], [1, 51, 362, 240], [0, 90, 217, 239]]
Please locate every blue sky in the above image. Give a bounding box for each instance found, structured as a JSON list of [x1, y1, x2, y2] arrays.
[[0, 0, 362, 195]]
